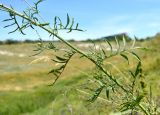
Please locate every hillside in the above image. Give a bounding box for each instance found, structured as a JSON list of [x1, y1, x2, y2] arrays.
[[0, 35, 159, 114]]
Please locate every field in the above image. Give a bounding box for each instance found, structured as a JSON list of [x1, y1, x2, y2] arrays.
[[0, 36, 160, 115]]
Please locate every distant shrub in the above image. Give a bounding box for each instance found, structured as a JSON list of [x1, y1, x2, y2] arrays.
[[4, 39, 19, 45], [67, 39, 75, 42], [24, 39, 34, 43], [101, 33, 132, 41], [0, 41, 3, 45]]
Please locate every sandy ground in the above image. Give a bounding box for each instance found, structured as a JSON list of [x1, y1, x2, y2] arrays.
[[0, 50, 26, 57]]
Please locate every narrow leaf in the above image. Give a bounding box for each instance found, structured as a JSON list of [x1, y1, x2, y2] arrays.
[[131, 52, 141, 61], [135, 61, 141, 77], [76, 29, 84, 31], [76, 23, 79, 29], [33, 17, 38, 21], [65, 13, 70, 28], [2, 18, 13, 22], [57, 17, 63, 29], [102, 49, 106, 56], [51, 59, 66, 63], [131, 37, 136, 49], [48, 69, 60, 75], [129, 70, 135, 78], [115, 36, 120, 53], [67, 29, 72, 33], [89, 86, 104, 102], [120, 53, 129, 65], [57, 65, 65, 71], [38, 23, 49, 26], [70, 17, 74, 28], [122, 35, 126, 50], [8, 27, 18, 34], [106, 88, 109, 99], [54, 16, 57, 29], [4, 23, 15, 28], [105, 40, 113, 53], [67, 17, 74, 33], [56, 56, 67, 61]]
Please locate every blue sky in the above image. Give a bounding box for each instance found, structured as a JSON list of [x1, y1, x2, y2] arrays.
[[1, 0, 160, 40]]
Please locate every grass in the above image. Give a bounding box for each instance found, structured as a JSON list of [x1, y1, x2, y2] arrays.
[[0, 87, 56, 115], [0, 36, 160, 114], [0, 73, 111, 115]]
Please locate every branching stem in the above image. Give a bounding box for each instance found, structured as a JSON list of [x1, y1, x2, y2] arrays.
[[0, 4, 150, 115]]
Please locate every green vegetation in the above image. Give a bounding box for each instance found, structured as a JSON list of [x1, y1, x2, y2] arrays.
[[0, 35, 160, 114], [0, 1, 160, 114]]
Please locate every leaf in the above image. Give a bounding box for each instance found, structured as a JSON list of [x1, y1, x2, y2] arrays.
[[48, 68, 60, 75], [76, 23, 79, 29], [48, 64, 65, 75], [111, 87, 115, 93], [76, 29, 84, 32], [129, 70, 135, 78], [8, 27, 18, 34], [102, 49, 106, 56], [70, 17, 75, 28], [54, 16, 57, 29], [115, 36, 120, 53], [20, 24, 27, 30], [36, 0, 44, 5], [135, 61, 142, 77], [9, 12, 14, 17], [51, 59, 66, 63], [57, 64, 65, 71], [65, 13, 70, 28], [136, 95, 144, 103], [89, 86, 104, 102], [140, 81, 146, 89], [30, 25, 34, 29], [122, 35, 126, 50], [4, 23, 15, 28], [120, 53, 129, 65], [33, 17, 38, 21], [105, 40, 112, 52], [57, 17, 63, 29], [19, 28, 26, 35], [120, 102, 130, 112], [31, 50, 43, 56], [131, 37, 136, 48], [2, 18, 13, 22], [23, 11, 28, 17], [67, 29, 72, 33], [67, 17, 74, 33], [48, 42, 57, 50], [120, 95, 144, 112], [38, 23, 49, 26], [35, 0, 44, 8], [131, 52, 141, 61], [56, 56, 67, 62], [106, 88, 110, 99]]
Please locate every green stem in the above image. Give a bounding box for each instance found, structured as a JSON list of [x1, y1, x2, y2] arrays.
[[138, 104, 150, 115]]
